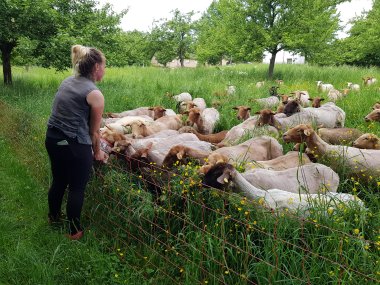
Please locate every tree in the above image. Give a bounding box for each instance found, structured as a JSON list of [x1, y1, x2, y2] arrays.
[[337, 0, 380, 66], [150, 9, 195, 67], [242, 0, 345, 78], [0, 0, 56, 84], [0, 0, 127, 85]]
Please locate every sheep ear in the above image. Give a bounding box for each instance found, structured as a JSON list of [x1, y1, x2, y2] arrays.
[[303, 129, 311, 136], [308, 98, 313, 101], [232, 107, 238, 110], [247, 107, 251, 111], [320, 98, 325, 101]]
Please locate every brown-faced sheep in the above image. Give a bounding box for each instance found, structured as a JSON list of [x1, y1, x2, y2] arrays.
[[353, 133, 380, 150]]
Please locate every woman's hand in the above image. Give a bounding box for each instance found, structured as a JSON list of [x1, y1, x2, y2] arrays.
[[94, 149, 109, 163]]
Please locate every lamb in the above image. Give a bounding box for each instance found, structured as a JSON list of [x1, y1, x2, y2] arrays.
[[186, 107, 220, 135], [308, 97, 324, 108], [317, 81, 334, 92], [363, 76, 377, 86], [327, 89, 343, 102], [347, 82, 360, 91], [178, 126, 227, 144], [290, 91, 310, 107], [353, 133, 380, 150], [318, 127, 363, 145], [202, 163, 364, 215], [282, 124, 380, 177], [364, 109, 380, 122], [172, 92, 192, 102], [233, 106, 251, 121]]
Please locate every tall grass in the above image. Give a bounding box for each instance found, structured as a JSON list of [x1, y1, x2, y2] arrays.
[[0, 63, 379, 284]]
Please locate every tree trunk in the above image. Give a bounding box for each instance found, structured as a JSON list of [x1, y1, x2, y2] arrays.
[[268, 52, 277, 79], [0, 42, 16, 85]]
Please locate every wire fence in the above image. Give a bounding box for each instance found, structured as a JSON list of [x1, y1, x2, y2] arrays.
[[84, 153, 378, 285]]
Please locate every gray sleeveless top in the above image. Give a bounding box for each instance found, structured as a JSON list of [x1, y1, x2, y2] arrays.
[[47, 75, 99, 145]]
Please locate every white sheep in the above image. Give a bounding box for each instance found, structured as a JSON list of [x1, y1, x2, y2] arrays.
[[203, 163, 364, 216], [316, 81, 334, 92], [186, 107, 220, 135], [172, 92, 192, 102], [327, 89, 343, 102], [347, 82, 360, 91]]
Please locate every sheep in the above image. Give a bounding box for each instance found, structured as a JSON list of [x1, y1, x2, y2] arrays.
[[282, 124, 380, 177], [172, 92, 192, 102], [308, 97, 324, 108], [363, 76, 377, 86], [178, 126, 227, 144], [267, 102, 345, 130], [162, 145, 210, 167], [364, 109, 380, 122], [186, 107, 220, 135], [317, 81, 334, 92], [372, 102, 380, 110], [283, 100, 301, 117], [193, 97, 207, 111], [256, 81, 265, 88], [202, 163, 364, 216], [233, 106, 251, 121], [327, 89, 343, 102], [104, 115, 154, 134], [253, 96, 280, 109], [106, 106, 169, 120], [347, 82, 360, 91], [220, 115, 279, 146], [127, 115, 182, 138], [318, 127, 364, 145], [213, 136, 283, 163], [353, 133, 380, 150], [246, 151, 311, 171], [241, 163, 339, 194], [178, 100, 197, 114], [226, 85, 236, 95], [290, 91, 310, 107], [275, 79, 284, 85]]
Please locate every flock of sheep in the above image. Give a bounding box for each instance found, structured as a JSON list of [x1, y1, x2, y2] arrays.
[[99, 76, 380, 217]]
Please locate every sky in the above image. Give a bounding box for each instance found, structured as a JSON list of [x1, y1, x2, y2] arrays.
[[98, 0, 373, 37]]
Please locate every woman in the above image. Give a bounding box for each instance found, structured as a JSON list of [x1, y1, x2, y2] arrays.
[[45, 44, 108, 240]]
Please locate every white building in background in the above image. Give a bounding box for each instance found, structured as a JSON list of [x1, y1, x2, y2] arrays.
[[263, 50, 305, 64]]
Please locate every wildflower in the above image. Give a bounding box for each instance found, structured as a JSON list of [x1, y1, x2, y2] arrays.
[[244, 211, 249, 215], [224, 270, 229, 275], [237, 207, 242, 211], [180, 268, 184, 273], [115, 274, 119, 278], [327, 207, 334, 215], [353, 228, 360, 235]]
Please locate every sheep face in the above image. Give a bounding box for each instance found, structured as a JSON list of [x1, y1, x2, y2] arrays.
[[149, 106, 167, 120], [186, 108, 201, 126], [233, 106, 251, 121], [353, 134, 380, 149], [364, 109, 380, 122], [283, 100, 301, 117], [255, 109, 276, 126], [202, 163, 235, 189], [282, 124, 314, 143], [308, 97, 324, 108]]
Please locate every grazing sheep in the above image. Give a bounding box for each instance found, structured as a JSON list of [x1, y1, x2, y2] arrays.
[[290, 91, 310, 107], [363, 76, 377, 86], [233, 106, 251, 121], [318, 127, 363, 145], [317, 81, 334, 92], [178, 126, 227, 144], [353, 133, 380, 150], [283, 124, 380, 177], [172, 92, 192, 102], [186, 107, 220, 135], [364, 109, 380, 122], [202, 163, 364, 215], [308, 97, 324, 108], [327, 89, 343, 102], [253, 96, 280, 109], [247, 151, 311, 171], [347, 82, 360, 91]]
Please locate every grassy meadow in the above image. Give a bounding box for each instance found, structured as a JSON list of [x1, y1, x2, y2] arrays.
[[0, 63, 379, 284]]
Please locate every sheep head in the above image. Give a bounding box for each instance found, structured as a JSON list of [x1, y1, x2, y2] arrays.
[[233, 106, 251, 120], [364, 109, 380, 122], [202, 163, 236, 189], [255, 109, 276, 127], [283, 124, 314, 143], [353, 133, 380, 149]]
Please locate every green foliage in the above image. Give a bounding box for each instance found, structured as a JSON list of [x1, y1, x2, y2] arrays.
[[150, 9, 196, 67]]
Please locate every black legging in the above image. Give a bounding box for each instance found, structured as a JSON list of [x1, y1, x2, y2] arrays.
[[45, 137, 93, 234]]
